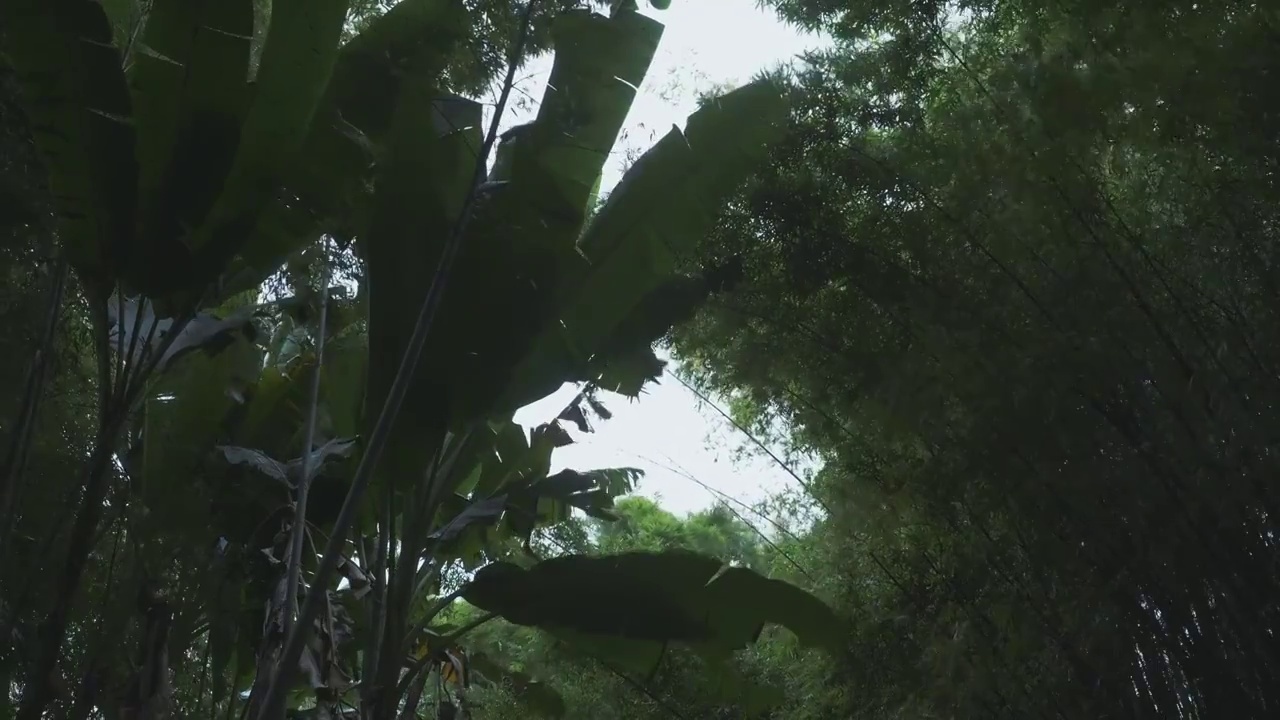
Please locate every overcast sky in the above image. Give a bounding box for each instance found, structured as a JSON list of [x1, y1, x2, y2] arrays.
[[500, 0, 825, 516]]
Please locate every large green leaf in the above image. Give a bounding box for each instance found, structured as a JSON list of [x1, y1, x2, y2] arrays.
[[318, 336, 369, 440], [363, 63, 483, 493], [460, 550, 842, 662], [236, 364, 307, 456], [126, 0, 254, 296], [151, 0, 349, 301], [497, 78, 789, 413], [355, 7, 665, 436], [219, 81, 386, 295], [126, 331, 264, 544], [580, 267, 742, 395], [207, 347, 366, 537], [0, 0, 137, 288], [493, 8, 663, 250], [423, 416, 642, 563], [407, 7, 664, 427], [328, 0, 471, 142]]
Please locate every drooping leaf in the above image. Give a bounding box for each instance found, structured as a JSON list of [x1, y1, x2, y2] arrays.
[[557, 402, 592, 433], [217, 446, 291, 486], [106, 295, 261, 373], [575, 272, 728, 394], [536, 469, 596, 497], [298, 595, 355, 693], [596, 273, 717, 359], [585, 393, 613, 420], [586, 467, 643, 498], [428, 495, 510, 542], [461, 550, 842, 660], [289, 437, 359, 484], [493, 8, 663, 250], [335, 554, 372, 600], [462, 556, 710, 642], [428, 494, 501, 569], [426, 417, 638, 553], [498, 78, 790, 413], [591, 347, 666, 398], [430, 464, 640, 555], [556, 387, 615, 432], [217, 437, 357, 489], [471, 421, 570, 500], [505, 467, 643, 539]]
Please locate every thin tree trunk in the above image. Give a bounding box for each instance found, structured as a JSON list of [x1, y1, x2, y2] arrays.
[[0, 256, 69, 544]]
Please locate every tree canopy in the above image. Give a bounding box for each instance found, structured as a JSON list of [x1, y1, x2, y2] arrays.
[[671, 0, 1280, 717]]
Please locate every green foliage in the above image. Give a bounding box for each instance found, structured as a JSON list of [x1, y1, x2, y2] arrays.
[[507, 80, 788, 410], [462, 550, 840, 662], [0, 0, 136, 291], [0, 1, 827, 718], [670, 0, 1280, 718], [457, 502, 828, 720]]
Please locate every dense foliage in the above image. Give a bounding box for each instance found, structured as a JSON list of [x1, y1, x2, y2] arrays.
[[6, 0, 1280, 718], [672, 0, 1280, 718], [0, 1, 836, 719]]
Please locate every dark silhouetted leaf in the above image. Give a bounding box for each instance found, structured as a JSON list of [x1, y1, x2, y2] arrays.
[[218, 446, 290, 486], [107, 295, 261, 373], [1, 0, 137, 287], [429, 495, 510, 542], [461, 550, 841, 660]]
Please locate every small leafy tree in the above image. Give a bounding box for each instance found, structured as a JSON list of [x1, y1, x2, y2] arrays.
[[0, 0, 841, 718]]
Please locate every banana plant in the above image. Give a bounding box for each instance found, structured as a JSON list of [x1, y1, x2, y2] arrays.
[[1, 0, 358, 714], [0, 0, 840, 718]]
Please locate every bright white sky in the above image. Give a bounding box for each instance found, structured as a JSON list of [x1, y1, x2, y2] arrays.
[[500, 1, 826, 517]]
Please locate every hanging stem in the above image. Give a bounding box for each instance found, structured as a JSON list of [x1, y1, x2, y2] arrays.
[[394, 612, 496, 699], [282, 239, 334, 644], [0, 255, 68, 561]]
